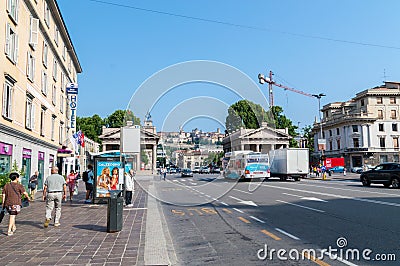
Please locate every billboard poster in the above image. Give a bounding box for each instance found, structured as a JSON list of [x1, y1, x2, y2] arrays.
[[95, 160, 122, 198]]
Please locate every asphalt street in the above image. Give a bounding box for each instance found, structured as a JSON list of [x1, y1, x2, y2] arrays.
[[149, 173, 399, 266]]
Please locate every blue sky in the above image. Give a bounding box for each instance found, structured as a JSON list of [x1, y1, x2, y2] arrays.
[[58, 0, 400, 132]]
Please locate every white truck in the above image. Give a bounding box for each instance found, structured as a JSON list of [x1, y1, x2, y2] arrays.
[[268, 148, 309, 181]]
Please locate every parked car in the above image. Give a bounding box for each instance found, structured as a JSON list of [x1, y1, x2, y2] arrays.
[[351, 167, 363, 173], [328, 166, 345, 174], [181, 168, 193, 177], [193, 167, 201, 173], [360, 163, 400, 188], [212, 167, 221, 174], [200, 166, 210, 174]]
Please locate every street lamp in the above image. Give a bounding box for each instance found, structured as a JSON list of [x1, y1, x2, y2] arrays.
[[312, 93, 326, 138], [312, 93, 326, 163]]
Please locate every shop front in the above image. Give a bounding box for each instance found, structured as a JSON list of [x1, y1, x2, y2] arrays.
[[37, 151, 45, 190], [0, 142, 13, 175], [22, 148, 32, 188]]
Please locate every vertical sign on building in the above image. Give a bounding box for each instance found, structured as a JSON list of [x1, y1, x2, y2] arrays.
[[66, 83, 78, 129]]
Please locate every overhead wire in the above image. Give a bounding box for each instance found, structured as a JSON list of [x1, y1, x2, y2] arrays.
[[86, 0, 400, 50]]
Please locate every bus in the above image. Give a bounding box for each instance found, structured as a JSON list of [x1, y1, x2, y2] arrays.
[[223, 151, 270, 181]]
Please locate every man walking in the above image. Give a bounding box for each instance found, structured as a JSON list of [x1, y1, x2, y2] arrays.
[[124, 169, 135, 207], [43, 166, 66, 228], [29, 171, 39, 200], [84, 164, 94, 203]]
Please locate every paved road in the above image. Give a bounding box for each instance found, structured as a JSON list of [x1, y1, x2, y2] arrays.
[[152, 173, 399, 265]]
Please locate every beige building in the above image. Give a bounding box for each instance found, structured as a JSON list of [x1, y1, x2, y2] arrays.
[[0, 0, 81, 188], [313, 81, 400, 168], [222, 124, 291, 154]]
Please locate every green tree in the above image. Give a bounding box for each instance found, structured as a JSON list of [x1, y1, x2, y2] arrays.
[[141, 151, 149, 165], [77, 114, 104, 143], [104, 109, 140, 128], [302, 125, 314, 153]]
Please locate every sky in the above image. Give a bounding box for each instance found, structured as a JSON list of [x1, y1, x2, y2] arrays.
[[57, 0, 400, 133]]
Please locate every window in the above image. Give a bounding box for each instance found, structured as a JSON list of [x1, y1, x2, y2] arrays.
[[390, 97, 396, 104], [380, 137, 385, 148], [60, 94, 64, 113], [5, 23, 18, 63], [379, 124, 384, 132], [391, 110, 397, 119], [52, 84, 56, 105], [44, 2, 50, 27], [51, 115, 56, 141], [2, 80, 14, 120], [378, 110, 383, 119], [41, 71, 48, 95], [322, 131, 325, 138], [329, 141, 332, 150], [353, 138, 359, 148], [329, 130, 332, 137], [29, 17, 39, 48], [40, 107, 46, 136], [68, 58, 72, 73], [394, 137, 399, 148], [27, 52, 35, 81], [53, 60, 58, 81], [42, 41, 48, 67], [63, 45, 66, 60], [59, 122, 64, 145], [337, 139, 341, 150], [393, 123, 398, 132], [54, 26, 59, 46], [336, 128, 339, 135], [377, 97, 383, 104], [361, 99, 365, 106], [352, 125, 358, 132], [394, 155, 399, 162], [25, 95, 35, 130], [380, 155, 388, 163], [6, 0, 19, 23]]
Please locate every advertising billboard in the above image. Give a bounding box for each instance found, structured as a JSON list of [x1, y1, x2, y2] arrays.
[[94, 157, 122, 203]]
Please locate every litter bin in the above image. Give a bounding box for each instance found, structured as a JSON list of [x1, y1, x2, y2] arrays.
[[107, 190, 123, 233]]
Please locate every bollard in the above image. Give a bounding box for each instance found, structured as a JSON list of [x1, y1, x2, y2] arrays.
[[323, 172, 327, 180]]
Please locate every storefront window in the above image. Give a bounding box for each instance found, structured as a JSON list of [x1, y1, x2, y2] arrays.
[[22, 148, 32, 188], [0, 142, 13, 174], [38, 151, 45, 190]]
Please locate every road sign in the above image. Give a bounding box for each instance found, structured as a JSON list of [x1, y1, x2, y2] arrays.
[[67, 83, 78, 94]]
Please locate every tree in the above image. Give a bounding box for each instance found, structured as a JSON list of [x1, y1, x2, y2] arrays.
[[77, 114, 104, 143], [104, 109, 140, 128], [302, 125, 314, 152]]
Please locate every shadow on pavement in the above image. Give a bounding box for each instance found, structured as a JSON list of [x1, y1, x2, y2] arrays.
[[73, 224, 107, 232]]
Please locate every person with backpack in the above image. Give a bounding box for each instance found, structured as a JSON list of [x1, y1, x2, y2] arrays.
[[83, 165, 94, 203]]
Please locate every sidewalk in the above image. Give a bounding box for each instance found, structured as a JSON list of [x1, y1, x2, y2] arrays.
[[0, 179, 150, 265], [307, 172, 360, 181]]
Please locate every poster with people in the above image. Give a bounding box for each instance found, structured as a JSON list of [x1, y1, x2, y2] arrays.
[[95, 160, 122, 198]]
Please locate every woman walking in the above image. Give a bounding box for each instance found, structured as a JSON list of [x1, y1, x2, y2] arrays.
[[66, 170, 77, 201], [2, 172, 30, 236]]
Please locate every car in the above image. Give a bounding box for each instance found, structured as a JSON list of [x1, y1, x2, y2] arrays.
[[328, 166, 345, 174], [351, 167, 363, 173], [211, 167, 221, 174], [360, 162, 400, 188], [200, 166, 210, 174], [181, 168, 193, 177], [193, 167, 201, 173]]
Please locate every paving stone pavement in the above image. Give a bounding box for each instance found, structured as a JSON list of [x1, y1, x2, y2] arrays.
[[0, 179, 149, 266]]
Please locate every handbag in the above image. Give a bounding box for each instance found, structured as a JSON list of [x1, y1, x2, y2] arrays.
[[0, 208, 5, 223], [73, 185, 78, 196], [28, 182, 36, 190]]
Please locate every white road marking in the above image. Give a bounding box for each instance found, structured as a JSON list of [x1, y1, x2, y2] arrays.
[[321, 251, 358, 266], [275, 228, 300, 240], [233, 188, 253, 194], [276, 200, 325, 213], [229, 196, 258, 206], [296, 182, 400, 197], [263, 184, 400, 208], [282, 193, 328, 202], [220, 202, 229, 206], [233, 208, 244, 213], [249, 216, 266, 223], [190, 182, 197, 185]]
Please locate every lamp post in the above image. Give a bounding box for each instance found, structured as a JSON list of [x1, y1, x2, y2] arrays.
[[312, 93, 326, 166]]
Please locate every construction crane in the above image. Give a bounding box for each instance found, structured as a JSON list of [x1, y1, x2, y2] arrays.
[[258, 70, 316, 107]]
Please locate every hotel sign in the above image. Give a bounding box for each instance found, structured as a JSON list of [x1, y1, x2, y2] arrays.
[[67, 83, 78, 129]]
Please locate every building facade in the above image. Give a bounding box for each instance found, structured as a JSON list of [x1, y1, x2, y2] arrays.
[[0, 0, 81, 188], [313, 82, 400, 168]]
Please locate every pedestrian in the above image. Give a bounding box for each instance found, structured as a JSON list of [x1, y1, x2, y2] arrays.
[[1, 172, 30, 236], [29, 170, 39, 201], [124, 169, 135, 207], [66, 170, 77, 201], [84, 165, 94, 203], [343, 167, 347, 176], [162, 167, 167, 180], [43, 166, 67, 228]]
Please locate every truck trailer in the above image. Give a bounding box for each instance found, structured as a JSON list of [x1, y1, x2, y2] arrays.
[[269, 148, 309, 181]]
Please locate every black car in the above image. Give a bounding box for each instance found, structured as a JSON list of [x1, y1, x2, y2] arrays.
[[360, 162, 400, 188]]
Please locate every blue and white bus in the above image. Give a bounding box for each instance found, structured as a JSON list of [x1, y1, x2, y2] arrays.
[[223, 151, 270, 181]]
